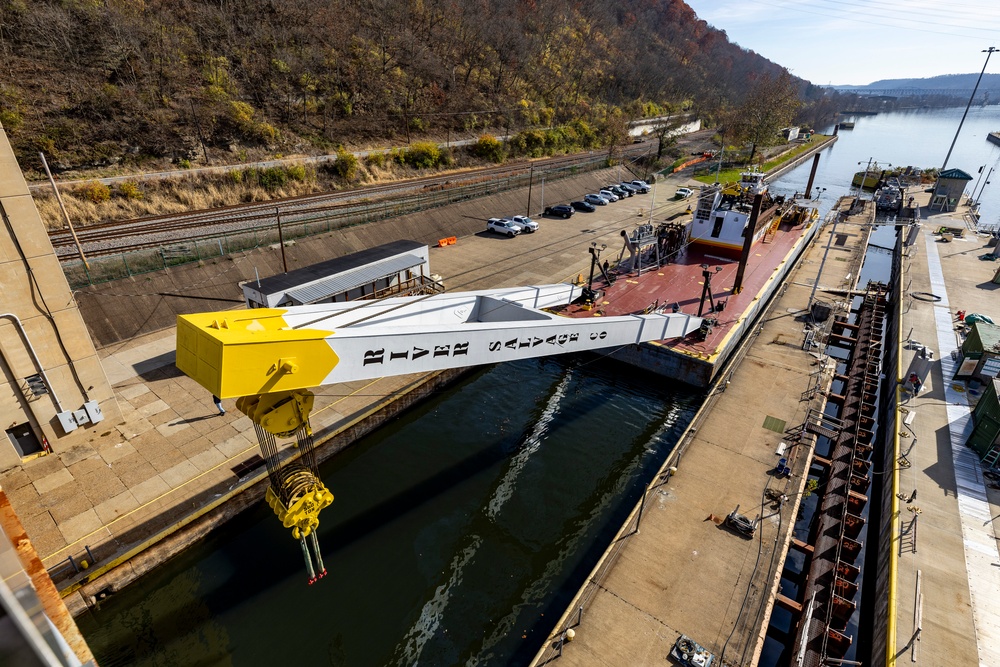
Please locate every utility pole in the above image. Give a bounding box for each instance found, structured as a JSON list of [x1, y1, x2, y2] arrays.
[[941, 46, 996, 172], [526, 164, 534, 217], [275, 207, 288, 273], [39, 152, 88, 269]]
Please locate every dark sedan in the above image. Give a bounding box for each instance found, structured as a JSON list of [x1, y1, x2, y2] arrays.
[[544, 204, 575, 218], [605, 184, 631, 198], [571, 200, 596, 212]]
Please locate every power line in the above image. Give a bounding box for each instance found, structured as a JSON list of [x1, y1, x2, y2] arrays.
[[800, 0, 993, 22], [746, 0, 999, 40]]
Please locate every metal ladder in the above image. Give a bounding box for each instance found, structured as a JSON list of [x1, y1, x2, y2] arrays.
[[982, 445, 1000, 469]]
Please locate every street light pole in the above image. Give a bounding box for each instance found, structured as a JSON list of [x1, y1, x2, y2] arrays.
[[941, 47, 996, 172]]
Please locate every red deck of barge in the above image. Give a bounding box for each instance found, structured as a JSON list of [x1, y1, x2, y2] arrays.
[[561, 211, 817, 371]]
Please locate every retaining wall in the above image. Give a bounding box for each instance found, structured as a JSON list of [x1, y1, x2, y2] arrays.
[[75, 166, 629, 347]]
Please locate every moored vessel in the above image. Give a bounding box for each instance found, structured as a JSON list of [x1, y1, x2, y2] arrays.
[[688, 170, 784, 256], [555, 170, 820, 387]]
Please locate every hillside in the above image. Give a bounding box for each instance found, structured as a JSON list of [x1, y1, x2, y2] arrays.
[[0, 0, 809, 176], [831, 73, 1000, 91]]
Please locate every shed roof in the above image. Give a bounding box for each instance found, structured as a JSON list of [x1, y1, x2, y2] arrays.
[[286, 253, 425, 304], [939, 168, 973, 180], [253, 240, 424, 295], [961, 321, 1000, 355], [977, 321, 1000, 351]]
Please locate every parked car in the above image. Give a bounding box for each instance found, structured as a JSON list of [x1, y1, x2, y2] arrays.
[[583, 194, 609, 206], [510, 215, 538, 232], [618, 183, 638, 195], [630, 180, 650, 194], [572, 200, 596, 212], [598, 189, 619, 202], [487, 217, 522, 237], [606, 184, 631, 198], [544, 204, 574, 218], [675, 187, 694, 199]]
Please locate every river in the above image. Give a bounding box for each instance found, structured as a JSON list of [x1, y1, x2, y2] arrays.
[[78, 358, 700, 666], [77, 105, 1000, 666], [770, 105, 1000, 223]]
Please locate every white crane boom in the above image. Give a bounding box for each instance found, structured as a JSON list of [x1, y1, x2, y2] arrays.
[[177, 284, 700, 398]]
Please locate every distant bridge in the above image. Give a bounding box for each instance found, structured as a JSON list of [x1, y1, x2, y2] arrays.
[[837, 88, 992, 99]]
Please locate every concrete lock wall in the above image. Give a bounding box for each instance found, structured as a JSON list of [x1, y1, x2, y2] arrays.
[[74, 166, 634, 348], [0, 126, 120, 465]]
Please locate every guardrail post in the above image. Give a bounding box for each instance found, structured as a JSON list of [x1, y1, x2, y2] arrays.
[[67, 555, 80, 573]]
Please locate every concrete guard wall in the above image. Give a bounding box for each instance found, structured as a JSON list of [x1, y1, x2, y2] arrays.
[[0, 126, 119, 460], [75, 166, 632, 348], [869, 232, 905, 667]]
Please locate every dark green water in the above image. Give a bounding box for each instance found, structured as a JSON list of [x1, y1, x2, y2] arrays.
[[77, 356, 700, 666]]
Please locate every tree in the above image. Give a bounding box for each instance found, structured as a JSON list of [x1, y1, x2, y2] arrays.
[[727, 71, 801, 165], [601, 110, 631, 163], [650, 113, 688, 164]]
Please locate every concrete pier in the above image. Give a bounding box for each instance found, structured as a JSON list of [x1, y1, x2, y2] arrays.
[[529, 201, 857, 666], [532, 191, 1000, 666], [885, 198, 999, 667]]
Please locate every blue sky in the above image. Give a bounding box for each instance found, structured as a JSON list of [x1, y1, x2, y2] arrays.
[[684, 0, 1000, 85]]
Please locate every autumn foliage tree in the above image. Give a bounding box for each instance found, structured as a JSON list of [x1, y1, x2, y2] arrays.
[[0, 0, 818, 172], [727, 71, 802, 166]]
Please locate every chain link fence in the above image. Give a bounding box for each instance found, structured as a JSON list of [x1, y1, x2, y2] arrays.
[[62, 155, 617, 289]]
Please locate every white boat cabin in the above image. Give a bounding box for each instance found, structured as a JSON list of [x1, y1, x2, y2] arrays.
[[689, 171, 769, 254]]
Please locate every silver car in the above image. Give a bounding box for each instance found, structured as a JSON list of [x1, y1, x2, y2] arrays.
[[487, 217, 522, 237], [584, 193, 609, 206]]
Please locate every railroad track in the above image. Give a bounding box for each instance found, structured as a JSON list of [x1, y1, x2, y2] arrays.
[[49, 145, 652, 260]]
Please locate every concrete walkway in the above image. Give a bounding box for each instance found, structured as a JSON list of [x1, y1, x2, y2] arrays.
[[891, 204, 1000, 667]]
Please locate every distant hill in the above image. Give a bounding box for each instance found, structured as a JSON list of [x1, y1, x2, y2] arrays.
[[829, 73, 1000, 91]]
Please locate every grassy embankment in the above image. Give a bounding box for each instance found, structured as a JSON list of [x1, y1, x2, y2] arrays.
[[692, 134, 829, 186], [32, 144, 469, 231], [32, 127, 637, 231]]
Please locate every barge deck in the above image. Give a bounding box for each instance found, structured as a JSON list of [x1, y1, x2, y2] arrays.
[[560, 201, 820, 387]]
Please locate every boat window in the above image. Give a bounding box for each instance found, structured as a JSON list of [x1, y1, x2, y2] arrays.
[[711, 215, 725, 238]]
